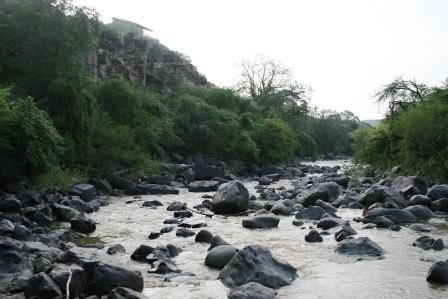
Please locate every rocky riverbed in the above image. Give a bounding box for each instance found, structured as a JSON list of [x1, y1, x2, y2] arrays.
[[1, 159, 448, 298]]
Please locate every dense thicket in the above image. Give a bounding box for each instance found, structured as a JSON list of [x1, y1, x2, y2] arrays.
[[0, 0, 360, 185], [352, 80, 448, 182]]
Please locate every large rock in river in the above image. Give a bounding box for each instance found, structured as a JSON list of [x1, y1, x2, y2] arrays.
[[297, 182, 340, 206], [188, 180, 219, 192], [359, 185, 407, 209], [335, 237, 385, 256], [404, 205, 434, 220], [89, 262, 144, 295], [364, 208, 416, 224], [427, 185, 448, 201], [211, 181, 249, 214], [426, 261, 448, 284], [242, 215, 280, 229], [295, 206, 325, 220], [391, 176, 427, 196], [228, 282, 277, 299], [69, 184, 96, 202], [218, 245, 297, 289], [205, 245, 238, 269]]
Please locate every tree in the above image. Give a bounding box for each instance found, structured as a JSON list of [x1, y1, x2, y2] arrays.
[[375, 77, 430, 115], [236, 56, 310, 116]]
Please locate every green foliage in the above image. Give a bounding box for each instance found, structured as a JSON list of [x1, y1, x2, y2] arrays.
[[255, 118, 296, 164], [232, 132, 259, 166], [0, 88, 64, 182], [34, 165, 87, 191]]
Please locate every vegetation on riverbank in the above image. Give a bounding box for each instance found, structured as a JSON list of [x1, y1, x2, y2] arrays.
[[0, 0, 361, 187]]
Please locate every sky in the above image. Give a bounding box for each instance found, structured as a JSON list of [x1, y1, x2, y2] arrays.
[[74, 0, 448, 119]]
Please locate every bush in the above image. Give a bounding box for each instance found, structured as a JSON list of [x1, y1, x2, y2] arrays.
[[0, 88, 64, 182], [34, 165, 87, 191], [232, 132, 259, 166]]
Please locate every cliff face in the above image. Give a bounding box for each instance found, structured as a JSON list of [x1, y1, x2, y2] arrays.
[[88, 29, 207, 90]]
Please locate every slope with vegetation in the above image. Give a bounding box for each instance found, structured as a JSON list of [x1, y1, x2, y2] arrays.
[[0, 0, 361, 188]]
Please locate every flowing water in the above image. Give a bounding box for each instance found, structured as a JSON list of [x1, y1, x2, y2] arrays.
[[88, 161, 448, 299]]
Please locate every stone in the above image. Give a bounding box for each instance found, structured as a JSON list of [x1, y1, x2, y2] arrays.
[[173, 210, 193, 218], [426, 261, 448, 284], [25, 272, 62, 299], [195, 230, 213, 243], [373, 216, 394, 228], [317, 217, 347, 230], [51, 203, 80, 221], [431, 198, 448, 212], [205, 245, 238, 269], [295, 206, 325, 220], [305, 229, 323, 242], [89, 176, 113, 193], [148, 232, 160, 239], [69, 184, 96, 202], [208, 235, 230, 251], [408, 195, 432, 207], [130, 245, 154, 262], [218, 245, 297, 289], [242, 215, 280, 229], [413, 236, 435, 250], [364, 208, 416, 224], [259, 177, 273, 186], [89, 263, 144, 294], [270, 202, 293, 216], [404, 205, 434, 220], [142, 200, 163, 208], [107, 244, 126, 255], [335, 237, 385, 256], [391, 176, 427, 196], [427, 185, 448, 201], [409, 224, 434, 232], [110, 287, 148, 299], [211, 181, 249, 215], [49, 263, 87, 297], [359, 185, 407, 209], [61, 197, 92, 213], [228, 282, 277, 299], [0, 218, 15, 236], [432, 239, 444, 251], [194, 163, 225, 180], [188, 180, 220, 192], [70, 214, 96, 233], [335, 225, 357, 242], [297, 182, 340, 206], [176, 228, 195, 237], [0, 195, 22, 212], [315, 199, 337, 213], [166, 201, 186, 211]]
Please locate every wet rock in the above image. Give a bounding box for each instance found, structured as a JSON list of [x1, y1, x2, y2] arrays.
[[426, 261, 448, 284], [160, 226, 175, 234], [431, 198, 448, 212], [0, 218, 15, 236], [391, 176, 427, 196], [218, 245, 297, 289], [427, 185, 448, 201], [270, 202, 293, 216], [188, 180, 219, 192], [259, 177, 273, 186], [49, 263, 87, 297], [135, 183, 179, 195], [413, 236, 435, 250], [70, 214, 96, 233], [305, 229, 323, 242], [194, 162, 225, 180], [148, 232, 160, 239], [211, 181, 249, 215], [25, 272, 62, 298], [176, 228, 195, 237], [167, 202, 186, 211], [404, 205, 434, 220], [359, 185, 407, 209], [142, 200, 163, 208], [326, 176, 349, 188], [335, 225, 357, 242], [348, 202, 363, 209], [195, 230, 213, 243], [107, 244, 126, 255], [315, 199, 337, 213], [33, 256, 52, 273], [149, 259, 181, 274], [373, 216, 394, 228], [364, 208, 416, 224], [14, 224, 33, 241], [331, 195, 358, 208], [61, 197, 92, 213], [0, 195, 22, 212], [130, 245, 154, 262], [205, 245, 238, 269], [89, 176, 113, 194], [163, 218, 179, 225], [433, 239, 444, 251], [408, 195, 432, 207], [242, 215, 280, 229], [297, 182, 340, 206], [335, 237, 385, 256], [295, 206, 325, 220], [292, 220, 304, 227], [208, 235, 230, 251], [248, 201, 264, 211], [89, 263, 144, 294], [69, 184, 96, 202], [110, 287, 148, 299], [51, 203, 80, 221], [317, 217, 347, 230], [228, 282, 277, 299], [409, 223, 434, 232], [173, 210, 192, 218]]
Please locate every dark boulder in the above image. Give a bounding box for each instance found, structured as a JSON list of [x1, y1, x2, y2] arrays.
[[218, 245, 297, 289], [130, 245, 153, 262], [373, 216, 393, 228], [408, 195, 432, 207], [69, 184, 96, 202], [270, 202, 293, 216], [295, 206, 325, 220], [49, 263, 87, 297], [431, 198, 448, 212], [167, 201, 186, 211], [297, 182, 340, 206], [194, 162, 225, 180], [315, 199, 337, 213], [70, 214, 96, 233], [335, 237, 385, 256], [305, 230, 323, 242], [135, 184, 179, 195], [173, 210, 193, 218], [427, 185, 448, 201], [208, 235, 230, 251], [195, 230, 213, 243], [228, 282, 277, 299], [326, 176, 349, 188], [242, 215, 280, 229], [433, 239, 444, 251], [211, 181, 249, 215], [391, 176, 427, 196], [0, 218, 15, 236], [404, 205, 434, 220], [259, 177, 273, 186], [61, 197, 92, 213], [25, 273, 62, 298], [317, 217, 347, 230], [89, 176, 113, 193], [51, 203, 80, 221], [107, 244, 126, 255], [176, 228, 195, 237], [148, 259, 181, 274], [335, 225, 357, 242], [89, 263, 144, 294], [205, 245, 238, 269], [426, 261, 448, 284], [359, 185, 407, 209], [0, 194, 22, 212], [142, 200, 163, 208], [188, 180, 220, 192], [413, 236, 435, 250], [364, 208, 416, 224], [110, 287, 148, 299], [105, 173, 136, 190]]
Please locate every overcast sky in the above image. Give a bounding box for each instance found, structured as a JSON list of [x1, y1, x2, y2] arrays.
[[74, 0, 448, 119]]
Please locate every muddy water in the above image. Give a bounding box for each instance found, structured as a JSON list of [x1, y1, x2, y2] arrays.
[[89, 167, 448, 299]]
